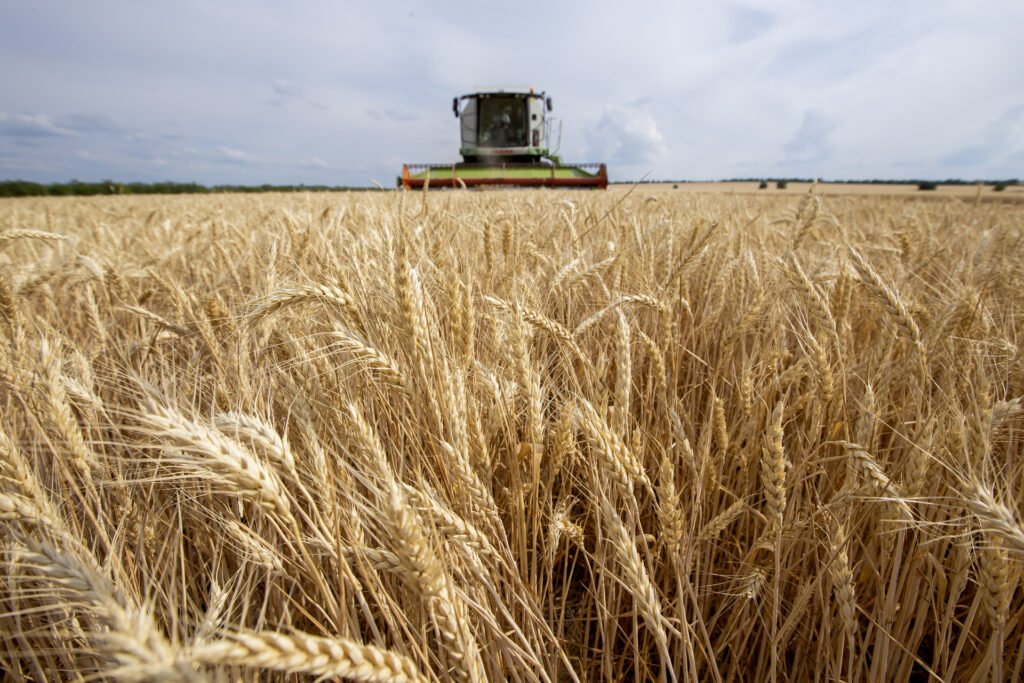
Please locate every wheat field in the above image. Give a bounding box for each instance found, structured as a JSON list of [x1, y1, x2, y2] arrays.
[[0, 186, 1022, 681]]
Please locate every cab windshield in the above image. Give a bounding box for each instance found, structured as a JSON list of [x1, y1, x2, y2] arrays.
[[478, 97, 528, 148]]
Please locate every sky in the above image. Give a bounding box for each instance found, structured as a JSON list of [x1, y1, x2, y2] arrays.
[[1, 1, 1022, 185]]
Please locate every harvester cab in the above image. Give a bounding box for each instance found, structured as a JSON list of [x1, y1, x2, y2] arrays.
[[456, 89, 550, 163], [401, 88, 607, 189]]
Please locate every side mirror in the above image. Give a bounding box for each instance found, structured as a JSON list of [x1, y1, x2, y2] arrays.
[[546, 97, 553, 111], [453, 98, 459, 117]]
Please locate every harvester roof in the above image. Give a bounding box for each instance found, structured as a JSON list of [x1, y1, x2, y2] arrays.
[[460, 87, 541, 98]]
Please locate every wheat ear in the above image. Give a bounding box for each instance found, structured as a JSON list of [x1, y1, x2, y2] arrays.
[[698, 500, 745, 542], [483, 295, 586, 365], [120, 304, 193, 336], [574, 399, 653, 499], [134, 404, 293, 523], [38, 339, 96, 483], [656, 448, 685, 556], [0, 229, 68, 243], [572, 294, 665, 337], [839, 442, 913, 519], [384, 485, 485, 683], [599, 495, 672, 659], [213, 411, 297, 478], [847, 247, 926, 368], [760, 402, 786, 530], [17, 535, 202, 682], [613, 311, 631, 434], [248, 282, 356, 321], [331, 327, 410, 395], [191, 630, 426, 683], [826, 520, 857, 648], [978, 538, 1011, 631], [785, 253, 838, 341], [962, 478, 1024, 558]]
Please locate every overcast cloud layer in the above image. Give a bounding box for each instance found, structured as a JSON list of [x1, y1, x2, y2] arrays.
[[2, 1, 1022, 185]]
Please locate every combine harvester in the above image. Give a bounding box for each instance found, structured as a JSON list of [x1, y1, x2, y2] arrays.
[[400, 88, 607, 189]]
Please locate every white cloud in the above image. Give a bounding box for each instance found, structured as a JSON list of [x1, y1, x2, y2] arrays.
[[0, 113, 76, 138], [271, 79, 302, 99], [0, 155, 54, 171], [583, 105, 667, 165], [216, 146, 261, 163], [299, 157, 331, 169], [784, 110, 837, 165], [367, 108, 417, 123], [941, 103, 1024, 168]]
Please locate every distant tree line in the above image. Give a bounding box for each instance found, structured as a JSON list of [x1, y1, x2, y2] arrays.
[[0, 180, 381, 197]]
